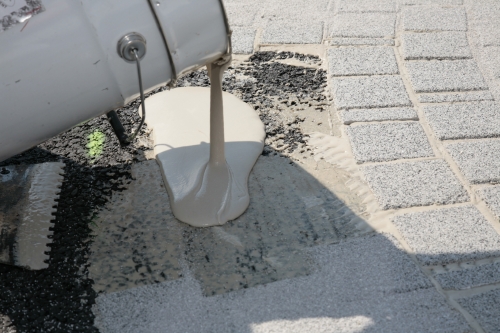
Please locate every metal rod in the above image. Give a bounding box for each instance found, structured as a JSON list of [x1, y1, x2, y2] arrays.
[[127, 48, 146, 143]]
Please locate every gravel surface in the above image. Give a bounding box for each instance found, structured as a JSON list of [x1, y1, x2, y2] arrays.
[[340, 107, 418, 124], [434, 262, 500, 290], [329, 13, 396, 38], [393, 205, 500, 265], [446, 139, 500, 184], [0, 121, 141, 332], [346, 122, 433, 163], [423, 101, 500, 140], [0, 51, 329, 332], [331, 75, 412, 109], [261, 20, 324, 44], [402, 6, 467, 32], [328, 38, 395, 46], [328, 47, 398, 76], [231, 27, 256, 54], [405, 59, 488, 93], [363, 159, 469, 209], [457, 289, 500, 333], [94, 235, 471, 333], [477, 185, 500, 220], [335, 0, 397, 13], [418, 91, 493, 103], [401, 32, 472, 60]]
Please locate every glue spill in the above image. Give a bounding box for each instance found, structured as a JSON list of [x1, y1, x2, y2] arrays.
[[140, 61, 265, 227]]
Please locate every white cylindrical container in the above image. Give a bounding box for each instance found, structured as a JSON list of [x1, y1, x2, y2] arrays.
[[0, 0, 230, 162]]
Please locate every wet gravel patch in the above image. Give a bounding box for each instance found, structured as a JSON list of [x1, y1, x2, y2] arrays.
[[0, 100, 150, 332], [0, 51, 329, 332]]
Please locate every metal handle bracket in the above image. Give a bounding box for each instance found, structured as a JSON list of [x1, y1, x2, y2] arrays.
[[107, 33, 148, 146]]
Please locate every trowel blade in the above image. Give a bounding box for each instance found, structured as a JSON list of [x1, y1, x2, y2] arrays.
[[0, 162, 65, 270]]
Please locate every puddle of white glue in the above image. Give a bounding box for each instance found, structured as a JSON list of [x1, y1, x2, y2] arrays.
[[140, 61, 265, 227]]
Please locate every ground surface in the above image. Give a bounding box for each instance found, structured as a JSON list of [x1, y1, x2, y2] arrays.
[[2, 0, 500, 332]]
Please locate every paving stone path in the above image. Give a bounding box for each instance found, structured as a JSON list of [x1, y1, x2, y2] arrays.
[[228, 0, 500, 330], [92, 0, 500, 332]]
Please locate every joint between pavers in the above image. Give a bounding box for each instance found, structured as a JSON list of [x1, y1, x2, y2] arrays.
[[446, 283, 500, 301], [429, 256, 500, 275]]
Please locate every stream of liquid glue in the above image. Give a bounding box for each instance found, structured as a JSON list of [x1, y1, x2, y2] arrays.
[[187, 59, 234, 223]]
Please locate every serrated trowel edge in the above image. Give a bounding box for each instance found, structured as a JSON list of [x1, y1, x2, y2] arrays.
[[14, 162, 65, 270]]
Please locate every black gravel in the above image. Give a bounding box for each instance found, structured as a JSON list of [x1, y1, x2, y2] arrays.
[[0, 52, 329, 332], [178, 51, 328, 155]]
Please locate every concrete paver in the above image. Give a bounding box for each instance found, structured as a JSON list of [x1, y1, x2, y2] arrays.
[[262, 20, 324, 44], [423, 101, 500, 140], [331, 76, 412, 109], [362, 159, 469, 210], [401, 32, 472, 60], [401, 0, 463, 4], [402, 6, 467, 32], [330, 13, 396, 38], [475, 21, 500, 47], [340, 107, 418, 124], [94, 235, 471, 333], [434, 262, 500, 290], [232, 27, 256, 54], [405, 60, 488, 93], [328, 38, 395, 46], [477, 185, 500, 220], [418, 91, 493, 103], [446, 140, 500, 184], [336, 0, 397, 13], [328, 47, 399, 76], [457, 289, 500, 333], [393, 206, 500, 265], [224, 3, 258, 26], [469, 2, 500, 47], [346, 122, 433, 163]]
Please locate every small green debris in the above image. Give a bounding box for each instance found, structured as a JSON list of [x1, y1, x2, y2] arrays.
[[87, 130, 106, 159]]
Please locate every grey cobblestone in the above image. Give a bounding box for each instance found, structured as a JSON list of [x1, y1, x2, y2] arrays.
[[401, 32, 472, 60], [336, 0, 397, 13], [340, 107, 418, 124], [446, 140, 500, 184], [423, 102, 500, 140], [328, 47, 399, 76], [477, 185, 500, 220], [434, 262, 500, 290], [362, 159, 469, 210], [403, 6, 467, 32], [328, 38, 395, 46], [231, 27, 256, 54], [262, 20, 324, 44], [405, 60, 488, 93], [261, 1, 328, 23], [418, 91, 493, 103], [401, 0, 463, 4], [346, 122, 433, 163], [470, 2, 500, 47], [330, 13, 396, 38], [331, 76, 412, 109], [393, 206, 500, 265], [225, 3, 258, 26], [457, 289, 500, 333]]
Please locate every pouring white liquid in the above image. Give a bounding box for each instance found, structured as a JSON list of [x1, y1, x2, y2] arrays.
[[140, 59, 265, 227]]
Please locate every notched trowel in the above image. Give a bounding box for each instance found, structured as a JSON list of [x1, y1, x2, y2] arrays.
[[0, 162, 65, 270]]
